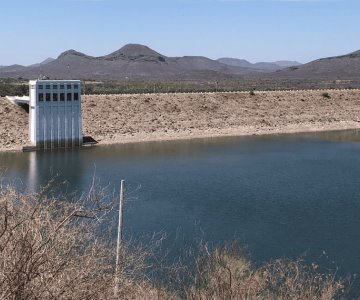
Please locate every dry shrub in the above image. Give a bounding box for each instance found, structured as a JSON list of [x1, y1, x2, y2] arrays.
[[255, 259, 344, 300], [322, 92, 331, 99], [0, 183, 170, 300], [184, 243, 345, 300]]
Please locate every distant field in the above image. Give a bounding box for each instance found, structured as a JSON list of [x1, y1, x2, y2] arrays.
[[1, 78, 360, 96]]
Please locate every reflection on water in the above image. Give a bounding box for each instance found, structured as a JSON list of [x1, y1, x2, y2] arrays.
[[28, 152, 36, 192], [11, 129, 360, 193], [24, 149, 83, 193], [2, 129, 360, 291]]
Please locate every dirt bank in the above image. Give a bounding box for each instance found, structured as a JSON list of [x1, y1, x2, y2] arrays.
[[0, 98, 28, 151], [1, 90, 360, 151]]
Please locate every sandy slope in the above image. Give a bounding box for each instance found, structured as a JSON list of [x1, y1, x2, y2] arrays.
[[0, 98, 28, 151], [82, 90, 360, 145], [1, 90, 360, 151]]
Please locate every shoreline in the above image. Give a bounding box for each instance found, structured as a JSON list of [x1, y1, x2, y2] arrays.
[[1, 89, 360, 152], [2, 121, 359, 153], [94, 121, 360, 147]]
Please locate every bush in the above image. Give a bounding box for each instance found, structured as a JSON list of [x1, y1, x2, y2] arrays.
[[0, 183, 167, 300], [322, 92, 331, 99], [184, 243, 345, 299]]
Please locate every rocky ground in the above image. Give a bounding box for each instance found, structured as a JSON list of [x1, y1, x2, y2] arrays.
[[0, 98, 28, 150], [1, 89, 360, 151]]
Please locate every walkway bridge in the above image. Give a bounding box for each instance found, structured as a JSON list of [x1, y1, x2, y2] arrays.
[[6, 96, 30, 112]]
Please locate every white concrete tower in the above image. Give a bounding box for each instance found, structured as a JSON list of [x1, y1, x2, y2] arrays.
[[29, 80, 83, 149]]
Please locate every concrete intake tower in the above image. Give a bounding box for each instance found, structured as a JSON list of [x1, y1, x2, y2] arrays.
[[29, 80, 83, 149]]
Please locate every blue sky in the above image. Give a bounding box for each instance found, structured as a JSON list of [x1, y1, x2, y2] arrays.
[[0, 0, 359, 65]]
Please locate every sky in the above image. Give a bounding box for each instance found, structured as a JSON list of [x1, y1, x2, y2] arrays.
[[0, 0, 359, 65]]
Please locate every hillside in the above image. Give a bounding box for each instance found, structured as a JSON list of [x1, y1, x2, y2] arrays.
[[0, 44, 257, 80], [1, 45, 359, 82], [273, 50, 360, 79]]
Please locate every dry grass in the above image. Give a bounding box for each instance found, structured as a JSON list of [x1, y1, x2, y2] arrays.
[[184, 244, 345, 299], [0, 183, 347, 299], [0, 182, 170, 300]]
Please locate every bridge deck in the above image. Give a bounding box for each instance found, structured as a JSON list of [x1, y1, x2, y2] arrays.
[[6, 96, 30, 105]]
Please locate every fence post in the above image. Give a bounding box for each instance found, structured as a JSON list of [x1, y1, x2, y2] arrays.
[[114, 179, 125, 298]]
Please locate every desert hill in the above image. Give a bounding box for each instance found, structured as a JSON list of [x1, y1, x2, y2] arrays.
[[0, 45, 359, 81], [272, 50, 360, 79], [0, 44, 258, 80]]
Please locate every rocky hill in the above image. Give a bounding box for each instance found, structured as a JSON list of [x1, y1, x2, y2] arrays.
[[0, 44, 258, 80], [272, 50, 360, 79], [0, 45, 359, 81]]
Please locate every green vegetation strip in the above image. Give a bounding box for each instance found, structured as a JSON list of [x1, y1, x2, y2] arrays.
[[1, 78, 360, 96]]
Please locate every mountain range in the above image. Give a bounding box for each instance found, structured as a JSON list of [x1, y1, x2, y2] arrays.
[[217, 58, 301, 72], [270, 50, 360, 80], [0, 44, 359, 81]]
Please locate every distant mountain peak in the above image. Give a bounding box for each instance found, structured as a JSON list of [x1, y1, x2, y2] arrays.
[[120, 44, 161, 56], [102, 44, 165, 61], [58, 49, 92, 59]]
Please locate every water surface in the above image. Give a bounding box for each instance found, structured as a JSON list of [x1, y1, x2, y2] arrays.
[[2, 130, 360, 285]]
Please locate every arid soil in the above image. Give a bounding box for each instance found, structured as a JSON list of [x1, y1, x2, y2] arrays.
[[1, 89, 360, 151], [0, 98, 28, 151]]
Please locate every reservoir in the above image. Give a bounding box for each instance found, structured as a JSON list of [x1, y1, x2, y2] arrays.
[[2, 130, 360, 283]]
